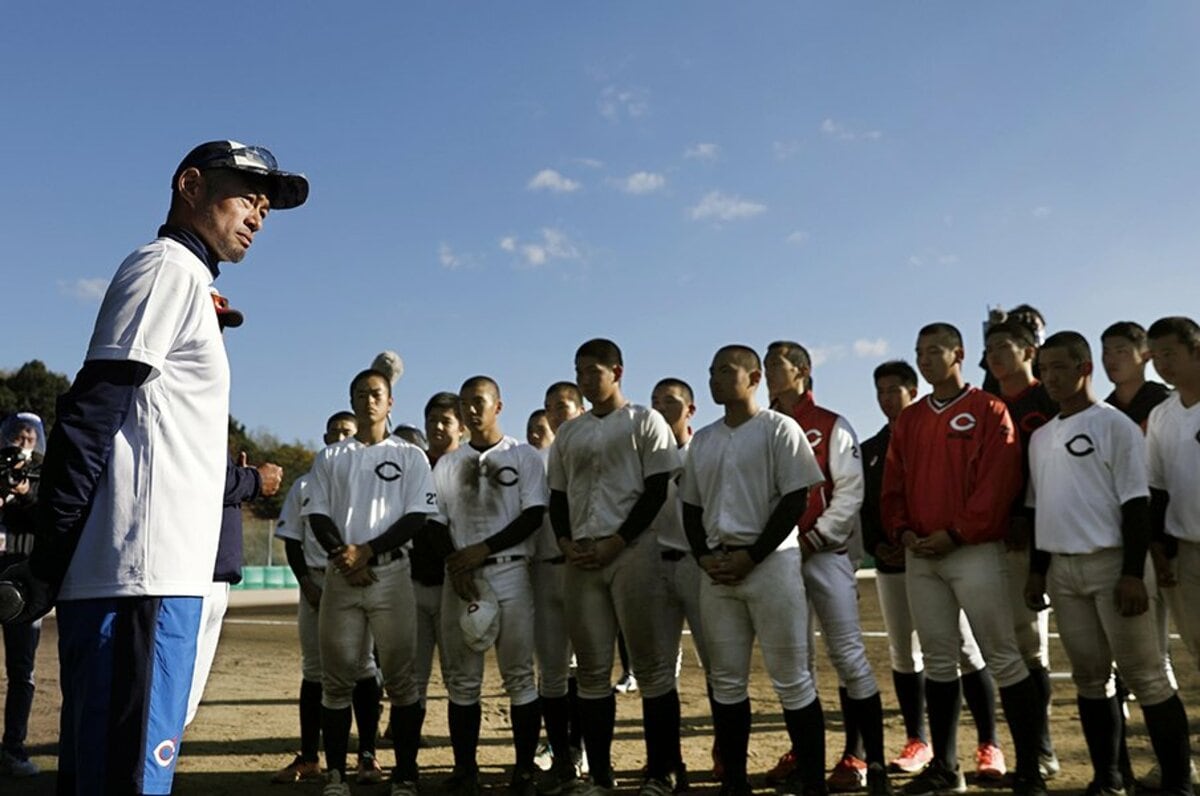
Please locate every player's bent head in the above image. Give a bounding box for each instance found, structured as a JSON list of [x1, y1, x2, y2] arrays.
[[324, 411, 357, 445], [985, 319, 1037, 350], [349, 368, 392, 398], [460, 375, 501, 402], [544, 381, 584, 407], [1101, 321, 1150, 351], [1041, 331, 1092, 365], [916, 322, 963, 350], [394, 424, 429, 450], [1147, 316, 1200, 352], [653, 377, 695, 405], [873, 360, 918, 390], [425, 391, 463, 422], [575, 338, 623, 368]]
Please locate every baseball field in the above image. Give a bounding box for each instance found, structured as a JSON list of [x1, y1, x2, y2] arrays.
[[7, 581, 1193, 795]]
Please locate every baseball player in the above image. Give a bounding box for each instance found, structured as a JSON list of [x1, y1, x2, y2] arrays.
[[860, 362, 1007, 778], [531, 383, 588, 792], [528, 409, 553, 451], [302, 368, 437, 796], [7, 140, 306, 795], [1146, 316, 1200, 670], [881, 323, 1047, 796], [1101, 320, 1177, 789], [648, 377, 708, 782], [762, 341, 889, 796], [425, 376, 547, 796], [1102, 322, 1172, 430], [1023, 331, 1192, 796], [680, 344, 826, 796], [983, 321, 1058, 778], [273, 412, 385, 784], [403, 392, 464, 754], [547, 339, 682, 796]]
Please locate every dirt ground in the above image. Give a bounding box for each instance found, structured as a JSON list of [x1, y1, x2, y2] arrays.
[[7, 579, 1195, 795]]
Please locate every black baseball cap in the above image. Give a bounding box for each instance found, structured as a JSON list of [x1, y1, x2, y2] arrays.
[[173, 140, 309, 209]]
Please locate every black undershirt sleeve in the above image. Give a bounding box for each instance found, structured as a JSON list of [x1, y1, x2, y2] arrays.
[[308, 514, 345, 554], [284, 538, 309, 582], [748, 488, 809, 564], [616, 472, 670, 544], [368, 512, 429, 556], [1119, 497, 1151, 579], [1150, 488, 1175, 558], [550, 490, 571, 545], [682, 502, 711, 560], [482, 506, 545, 554]]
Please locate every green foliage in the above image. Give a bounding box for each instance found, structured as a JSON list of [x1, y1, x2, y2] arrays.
[[0, 360, 72, 429]]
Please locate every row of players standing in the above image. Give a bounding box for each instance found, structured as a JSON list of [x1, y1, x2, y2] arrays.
[[267, 314, 1200, 796]]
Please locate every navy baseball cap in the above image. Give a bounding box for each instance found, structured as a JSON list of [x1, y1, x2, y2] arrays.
[[173, 140, 309, 209]]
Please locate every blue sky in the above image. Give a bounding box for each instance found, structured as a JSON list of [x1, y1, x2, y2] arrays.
[[4, 3, 1199, 448]]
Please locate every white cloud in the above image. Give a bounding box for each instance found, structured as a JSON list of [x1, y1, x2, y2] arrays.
[[773, 140, 803, 160], [808, 345, 846, 367], [574, 157, 604, 169], [500, 228, 581, 269], [908, 251, 959, 268], [58, 277, 108, 303], [619, 171, 666, 195], [821, 118, 883, 142], [786, 230, 809, 246], [598, 85, 649, 121], [437, 243, 471, 270], [684, 143, 720, 161], [853, 338, 889, 358], [1032, 206, 1052, 218], [527, 169, 580, 193], [688, 191, 767, 222]]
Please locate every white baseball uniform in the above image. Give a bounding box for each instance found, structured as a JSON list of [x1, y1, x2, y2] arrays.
[[1146, 393, 1200, 668], [432, 436, 547, 706], [1027, 402, 1174, 704], [680, 409, 824, 709]]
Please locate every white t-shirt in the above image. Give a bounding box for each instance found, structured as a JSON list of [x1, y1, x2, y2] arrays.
[[432, 436, 548, 556], [681, 409, 824, 550], [1026, 403, 1149, 554], [274, 473, 327, 568], [547, 404, 681, 540], [655, 441, 691, 553], [303, 436, 436, 546], [1146, 393, 1200, 542], [60, 237, 230, 600]]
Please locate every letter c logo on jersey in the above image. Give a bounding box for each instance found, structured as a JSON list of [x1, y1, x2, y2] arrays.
[[153, 738, 178, 768], [375, 461, 404, 481], [1065, 434, 1096, 457], [949, 413, 977, 433], [805, 429, 824, 449], [491, 466, 520, 487]]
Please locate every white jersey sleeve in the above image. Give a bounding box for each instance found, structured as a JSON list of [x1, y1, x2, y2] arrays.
[[274, 477, 306, 543], [519, 444, 551, 511], [639, 409, 683, 480], [302, 444, 336, 520], [810, 416, 865, 549], [774, 414, 825, 496]]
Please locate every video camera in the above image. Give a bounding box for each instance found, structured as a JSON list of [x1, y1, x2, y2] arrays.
[[0, 446, 39, 501]]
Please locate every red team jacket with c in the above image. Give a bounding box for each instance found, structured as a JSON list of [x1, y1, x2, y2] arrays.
[[881, 386, 1022, 545]]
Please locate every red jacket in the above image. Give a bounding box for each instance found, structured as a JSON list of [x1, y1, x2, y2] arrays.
[[881, 386, 1021, 545]]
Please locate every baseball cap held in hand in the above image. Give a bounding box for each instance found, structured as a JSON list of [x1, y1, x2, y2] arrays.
[[460, 578, 501, 652]]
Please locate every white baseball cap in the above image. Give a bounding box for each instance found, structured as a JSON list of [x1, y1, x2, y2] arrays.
[[459, 578, 500, 652]]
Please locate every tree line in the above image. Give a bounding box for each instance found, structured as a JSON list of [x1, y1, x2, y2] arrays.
[[1, 360, 311, 520]]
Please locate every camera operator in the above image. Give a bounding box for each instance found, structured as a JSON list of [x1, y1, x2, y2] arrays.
[[0, 412, 46, 778]]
